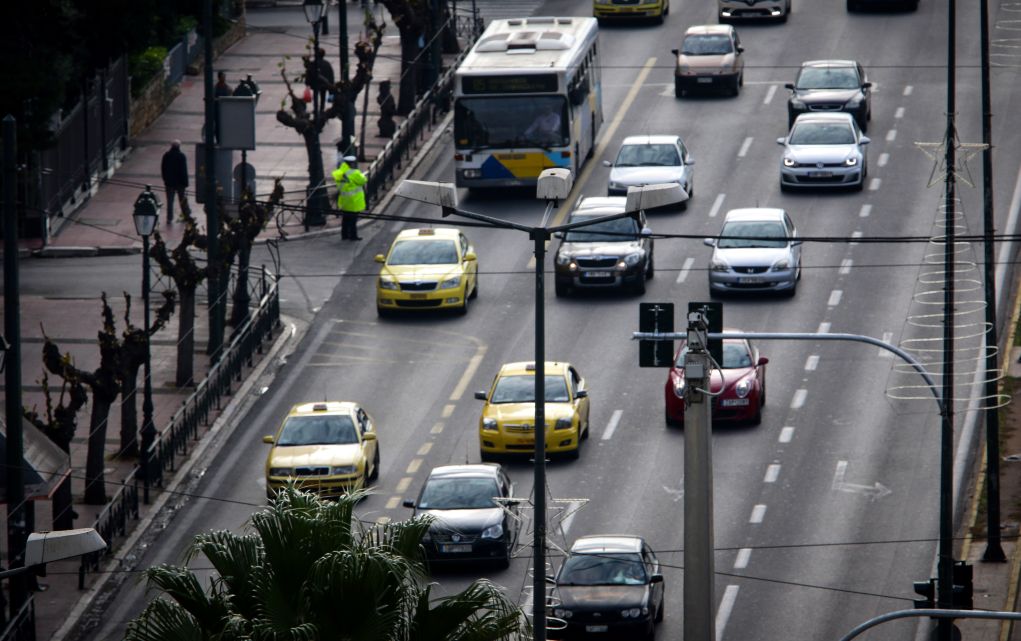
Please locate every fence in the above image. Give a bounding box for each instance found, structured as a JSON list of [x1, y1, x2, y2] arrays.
[[165, 30, 204, 88], [0, 596, 35, 641]]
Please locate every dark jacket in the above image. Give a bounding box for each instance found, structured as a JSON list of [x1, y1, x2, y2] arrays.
[[161, 147, 189, 188]]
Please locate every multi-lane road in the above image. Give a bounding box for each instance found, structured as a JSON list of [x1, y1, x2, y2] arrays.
[[40, 0, 1021, 639]]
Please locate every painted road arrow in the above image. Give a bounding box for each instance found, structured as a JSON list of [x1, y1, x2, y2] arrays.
[[832, 460, 892, 501]]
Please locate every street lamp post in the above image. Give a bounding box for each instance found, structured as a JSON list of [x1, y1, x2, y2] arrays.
[[304, 0, 326, 230], [132, 186, 160, 505], [397, 174, 685, 640]]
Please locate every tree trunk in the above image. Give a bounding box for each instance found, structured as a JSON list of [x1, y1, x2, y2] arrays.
[[177, 288, 196, 387], [305, 130, 331, 225], [53, 477, 75, 530], [118, 367, 140, 458], [230, 240, 252, 327], [397, 34, 420, 116], [84, 397, 113, 504]]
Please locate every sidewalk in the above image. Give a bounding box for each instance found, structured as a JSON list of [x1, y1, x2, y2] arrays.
[[1, 5, 464, 640]]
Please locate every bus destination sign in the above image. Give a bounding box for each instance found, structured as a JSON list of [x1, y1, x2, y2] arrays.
[[462, 74, 559, 95]]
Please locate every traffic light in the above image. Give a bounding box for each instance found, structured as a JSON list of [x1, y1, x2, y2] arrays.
[[952, 561, 973, 610], [913, 578, 936, 609], [639, 303, 674, 367]]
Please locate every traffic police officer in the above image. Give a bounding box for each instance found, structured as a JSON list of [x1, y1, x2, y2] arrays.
[[332, 155, 367, 240]]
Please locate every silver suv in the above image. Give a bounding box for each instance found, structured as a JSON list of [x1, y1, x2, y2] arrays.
[[718, 0, 790, 22]]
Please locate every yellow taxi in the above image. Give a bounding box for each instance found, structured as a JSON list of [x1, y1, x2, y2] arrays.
[[263, 401, 380, 499], [474, 361, 590, 460], [594, 0, 669, 23], [375, 228, 479, 316]]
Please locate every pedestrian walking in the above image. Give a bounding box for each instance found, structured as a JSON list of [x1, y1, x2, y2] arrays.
[[160, 140, 190, 225], [332, 155, 367, 240]]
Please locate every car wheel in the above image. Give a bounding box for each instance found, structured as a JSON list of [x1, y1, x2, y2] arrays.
[[730, 76, 740, 96], [847, 0, 858, 10], [456, 297, 469, 315], [480, 450, 493, 462], [634, 278, 647, 295], [655, 598, 665, 622], [664, 0, 669, 15], [567, 442, 581, 460], [751, 407, 762, 426], [853, 178, 865, 192], [780, 181, 791, 193], [675, 78, 684, 98], [646, 255, 655, 280], [555, 280, 569, 297], [368, 447, 380, 482], [470, 275, 479, 299], [786, 280, 798, 298], [665, 408, 679, 427], [377, 305, 392, 318], [496, 549, 511, 569]]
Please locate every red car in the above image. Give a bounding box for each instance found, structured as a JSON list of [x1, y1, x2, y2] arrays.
[[664, 335, 768, 426]]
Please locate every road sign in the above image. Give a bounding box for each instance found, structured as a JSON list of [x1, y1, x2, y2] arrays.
[[639, 302, 674, 367], [688, 301, 723, 366]]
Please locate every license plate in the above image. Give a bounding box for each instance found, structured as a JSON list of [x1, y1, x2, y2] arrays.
[[410, 293, 427, 299], [517, 437, 535, 445], [585, 271, 612, 278], [738, 277, 764, 284], [721, 398, 750, 407], [586, 625, 608, 633], [808, 171, 833, 178], [440, 544, 472, 553], [696, 77, 713, 84]]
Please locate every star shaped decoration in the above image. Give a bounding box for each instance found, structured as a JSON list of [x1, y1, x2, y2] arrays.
[[915, 130, 988, 188], [500, 484, 589, 560]]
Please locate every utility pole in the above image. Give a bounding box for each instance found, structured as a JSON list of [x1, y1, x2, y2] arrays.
[[203, 0, 224, 361], [684, 309, 716, 641], [337, 1, 355, 157]]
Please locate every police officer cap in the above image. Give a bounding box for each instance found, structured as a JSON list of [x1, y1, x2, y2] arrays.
[[343, 155, 357, 163]]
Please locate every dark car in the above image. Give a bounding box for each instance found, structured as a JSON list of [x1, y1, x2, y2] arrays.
[[549, 535, 665, 641], [554, 197, 653, 297], [848, 0, 918, 11], [785, 60, 871, 131], [403, 464, 519, 568]]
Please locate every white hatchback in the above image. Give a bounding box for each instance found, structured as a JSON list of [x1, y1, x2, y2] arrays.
[[718, 0, 790, 22]]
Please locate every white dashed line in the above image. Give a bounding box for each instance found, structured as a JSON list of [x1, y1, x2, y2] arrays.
[[851, 231, 863, 245], [386, 496, 401, 509], [878, 153, 889, 167], [791, 389, 807, 409], [885, 129, 897, 142], [749, 504, 767, 523], [895, 106, 905, 119], [828, 290, 843, 307], [779, 426, 795, 443], [716, 585, 740, 641], [840, 259, 853, 275], [738, 137, 754, 158], [869, 178, 881, 191], [734, 548, 752, 569], [880, 331, 894, 357], [859, 204, 872, 218], [677, 256, 696, 283], [818, 321, 831, 333], [602, 409, 623, 440], [805, 354, 819, 371], [709, 193, 726, 218], [764, 463, 781, 483], [904, 85, 914, 96], [764, 84, 777, 105]]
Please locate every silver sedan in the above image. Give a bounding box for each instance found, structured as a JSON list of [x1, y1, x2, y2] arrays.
[[705, 208, 802, 297], [604, 134, 694, 210], [777, 112, 870, 191]]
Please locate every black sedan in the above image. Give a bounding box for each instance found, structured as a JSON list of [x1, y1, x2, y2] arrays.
[[785, 60, 871, 131], [403, 464, 519, 568], [549, 535, 665, 641]]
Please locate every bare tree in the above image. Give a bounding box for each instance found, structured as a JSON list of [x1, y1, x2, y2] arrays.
[[151, 218, 207, 388], [378, 0, 458, 116], [227, 180, 285, 327]]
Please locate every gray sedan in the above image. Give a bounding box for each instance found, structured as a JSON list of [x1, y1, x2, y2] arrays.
[[705, 208, 802, 297], [604, 134, 694, 209], [778, 112, 870, 192]]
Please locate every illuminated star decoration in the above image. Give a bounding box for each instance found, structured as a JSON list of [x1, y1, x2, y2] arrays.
[[915, 129, 988, 188], [497, 485, 589, 560]]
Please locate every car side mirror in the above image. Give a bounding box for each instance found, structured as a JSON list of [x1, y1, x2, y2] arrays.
[[553, 231, 564, 239], [402, 499, 416, 509], [374, 254, 385, 263], [670, 48, 679, 55], [475, 390, 488, 400], [262, 435, 274, 444], [685, 154, 695, 165], [464, 251, 477, 262], [362, 431, 377, 441], [650, 574, 664, 584], [641, 227, 652, 237], [860, 136, 871, 145], [736, 46, 744, 53], [576, 389, 588, 399], [602, 159, 612, 167], [757, 356, 769, 366], [703, 237, 715, 247], [791, 239, 803, 246], [784, 82, 794, 90], [863, 81, 872, 89], [776, 137, 786, 145]]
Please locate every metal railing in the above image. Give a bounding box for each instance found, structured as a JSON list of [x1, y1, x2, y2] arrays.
[[0, 595, 35, 641], [78, 469, 139, 589]]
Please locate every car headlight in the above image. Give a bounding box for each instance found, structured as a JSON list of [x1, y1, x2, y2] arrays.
[[735, 377, 752, 398], [481, 523, 504, 539], [844, 157, 858, 166], [845, 96, 863, 109], [553, 608, 573, 619], [678, 65, 691, 75], [789, 98, 806, 109], [771, 257, 790, 271], [554, 417, 573, 430], [621, 607, 646, 618], [331, 465, 357, 475], [783, 157, 796, 167], [719, 63, 733, 73], [378, 277, 399, 290], [555, 252, 571, 265], [268, 467, 291, 477], [438, 276, 461, 290], [482, 418, 498, 431], [710, 257, 729, 272], [674, 377, 686, 398], [624, 253, 643, 267], [422, 531, 432, 543], [608, 181, 624, 191]]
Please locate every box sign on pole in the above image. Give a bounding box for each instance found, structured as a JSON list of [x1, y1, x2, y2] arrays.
[[688, 301, 723, 366], [639, 302, 674, 367]]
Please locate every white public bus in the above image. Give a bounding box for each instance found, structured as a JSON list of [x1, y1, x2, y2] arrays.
[[452, 17, 604, 188]]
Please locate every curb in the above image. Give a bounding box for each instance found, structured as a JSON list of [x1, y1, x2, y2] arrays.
[[51, 314, 307, 641]]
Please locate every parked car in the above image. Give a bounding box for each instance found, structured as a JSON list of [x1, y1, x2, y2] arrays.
[[263, 401, 380, 499], [554, 197, 654, 297], [718, 0, 790, 22], [475, 361, 590, 460], [604, 134, 694, 206], [594, 0, 669, 23], [671, 24, 744, 97], [786, 60, 871, 130], [778, 112, 870, 191], [704, 208, 802, 296], [375, 227, 478, 316], [403, 463, 520, 568], [664, 334, 768, 425], [550, 535, 665, 641]]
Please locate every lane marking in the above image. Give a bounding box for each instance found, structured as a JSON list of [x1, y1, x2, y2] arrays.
[[561, 500, 584, 535], [880, 331, 894, 357], [442, 404, 455, 418], [839, 259, 853, 275], [709, 193, 726, 218], [878, 153, 889, 167], [895, 106, 905, 119], [738, 137, 754, 158], [450, 347, 488, 401], [868, 178, 881, 191], [764, 463, 781, 483], [885, 129, 897, 142], [850, 231, 863, 245], [396, 477, 412, 493], [734, 548, 752, 569], [602, 409, 623, 440], [431, 421, 444, 434], [417, 442, 432, 456], [805, 354, 819, 371], [763, 84, 777, 105], [406, 458, 423, 474], [749, 504, 767, 523], [859, 204, 872, 218], [828, 290, 843, 307], [904, 85, 913, 96], [677, 257, 696, 283], [791, 389, 807, 409], [779, 426, 795, 443], [716, 585, 740, 641], [386, 496, 401, 509], [818, 321, 831, 333]]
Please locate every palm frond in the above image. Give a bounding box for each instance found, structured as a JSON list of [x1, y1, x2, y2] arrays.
[[124, 597, 207, 641], [140, 564, 231, 632], [411, 579, 530, 641]]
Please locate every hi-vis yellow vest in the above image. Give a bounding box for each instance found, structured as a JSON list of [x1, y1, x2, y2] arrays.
[[332, 162, 367, 212]]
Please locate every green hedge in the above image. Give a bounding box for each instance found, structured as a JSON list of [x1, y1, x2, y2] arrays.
[[129, 46, 169, 98]]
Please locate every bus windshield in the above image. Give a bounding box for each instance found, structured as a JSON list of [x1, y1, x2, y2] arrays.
[[455, 95, 569, 149]]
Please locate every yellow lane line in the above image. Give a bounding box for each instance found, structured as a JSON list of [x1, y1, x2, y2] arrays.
[[417, 442, 432, 456], [442, 404, 456, 418], [431, 422, 444, 434], [386, 496, 401, 509], [396, 477, 412, 493], [450, 347, 488, 401], [406, 458, 423, 474]]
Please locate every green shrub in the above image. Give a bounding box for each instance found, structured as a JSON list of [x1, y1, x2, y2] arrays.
[[129, 46, 169, 98], [175, 16, 198, 40]]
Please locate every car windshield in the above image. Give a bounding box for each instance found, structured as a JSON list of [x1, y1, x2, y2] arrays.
[[454, 95, 569, 149], [796, 66, 860, 90], [418, 477, 500, 510], [681, 34, 733, 55], [675, 342, 754, 369], [490, 374, 571, 403], [614, 143, 680, 167], [564, 215, 639, 243], [788, 122, 856, 146], [388, 239, 459, 265], [277, 415, 358, 446], [718, 221, 788, 249], [559, 553, 647, 586]]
